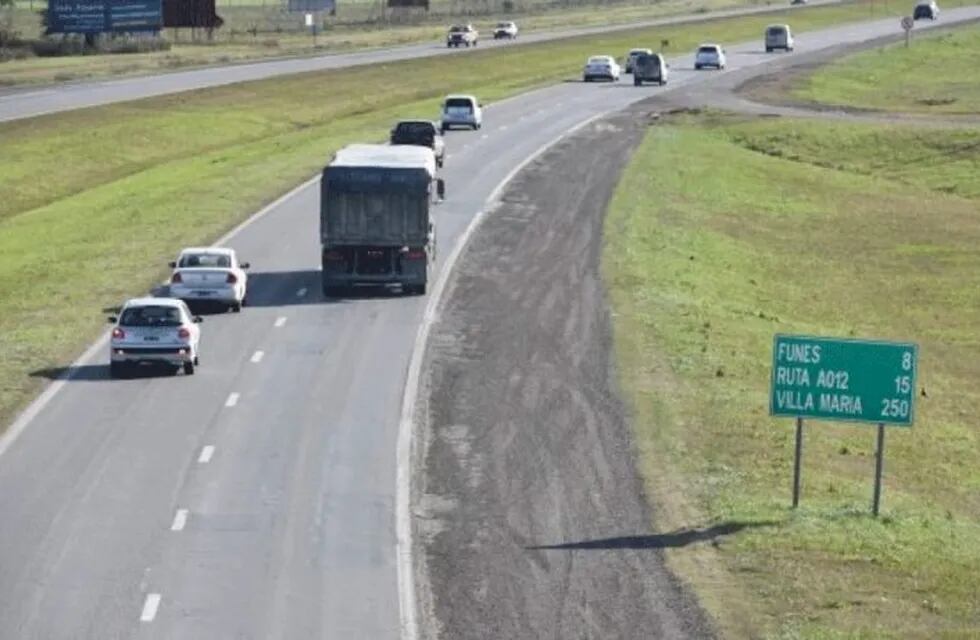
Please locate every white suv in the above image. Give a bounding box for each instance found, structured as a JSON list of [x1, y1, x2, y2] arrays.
[[440, 94, 482, 131], [694, 43, 727, 69]]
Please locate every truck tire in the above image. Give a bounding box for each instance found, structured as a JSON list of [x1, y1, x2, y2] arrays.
[[634, 78, 641, 86], [109, 361, 125, 379]]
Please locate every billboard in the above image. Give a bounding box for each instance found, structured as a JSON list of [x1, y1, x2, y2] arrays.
[[287, 0, 335, 12], [47, 0, 162, 33], [162, 0, 223, 28]]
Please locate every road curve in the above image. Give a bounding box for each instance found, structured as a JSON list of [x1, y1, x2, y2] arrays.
[[0, 8, 977, 640], [0, 0, 846, 123]]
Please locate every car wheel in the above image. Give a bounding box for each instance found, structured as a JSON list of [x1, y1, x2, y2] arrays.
[[183, 360, 195, 375], [766, 47, 772, 52], [660, 79, 666, 86], [109, 361, 125, 379], [232, 302, 242, 312], [634, 78, 641, 86], [695, 64, 702, 70]]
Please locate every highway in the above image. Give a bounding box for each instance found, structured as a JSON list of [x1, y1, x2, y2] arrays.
[[0, 0, 847, 123], [0, 8, 977, 639]]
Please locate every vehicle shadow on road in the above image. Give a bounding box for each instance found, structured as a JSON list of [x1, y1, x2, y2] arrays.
[[526, 520, 776, 551], [30, 364, 178, 382], [237, 270, 324, 308]]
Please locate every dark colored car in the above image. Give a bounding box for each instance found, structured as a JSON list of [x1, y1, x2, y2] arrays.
[[633, 53, 669, 86], [390, 120, 445, 167]]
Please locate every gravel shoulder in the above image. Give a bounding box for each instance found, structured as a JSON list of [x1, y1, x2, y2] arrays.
[[412, 109, 715, 639]]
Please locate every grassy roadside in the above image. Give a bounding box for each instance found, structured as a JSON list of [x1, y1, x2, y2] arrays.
[[0, 3, 912, 432], [792, 22, 980, 113], [1, 0, 771, 87], [603, 114, 980, 638]]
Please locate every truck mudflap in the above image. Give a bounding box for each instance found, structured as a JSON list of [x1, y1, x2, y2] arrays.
[[321, 246, 430, 295]]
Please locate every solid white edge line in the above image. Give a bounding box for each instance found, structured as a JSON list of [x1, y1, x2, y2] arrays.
[[198, 445, 215, 463], [140, 593, 161, 622], [0, 175, 318, 461], [395, 109, 609, 640], [224, 392, 240, 408], [170, 508, 188, 531]]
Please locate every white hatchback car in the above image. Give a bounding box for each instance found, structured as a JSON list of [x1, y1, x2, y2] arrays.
[[583, 55, 621, 82], [493, 21, 518, 39], [440, 94, 483, 131], [109, 298, 202, 377], [694, 43, 727, 69], [169, 247, 250, 311]]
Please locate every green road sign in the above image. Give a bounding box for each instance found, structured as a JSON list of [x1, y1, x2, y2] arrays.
[[770, 335, 918, 426]]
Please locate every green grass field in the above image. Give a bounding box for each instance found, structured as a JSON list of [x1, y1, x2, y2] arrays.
[[793, 22, 980, 114], [0, 2, 896, 430], [1, 0, 773, 86], [604, 113, 980, 638]]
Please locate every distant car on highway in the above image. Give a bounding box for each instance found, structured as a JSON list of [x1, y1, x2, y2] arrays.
[[169, 247, 250, 312], [108, 298, 202, 377], [694, 43, 727, 69], [493, 21, 518, 39], [391, 120, 445, 167], [440, 94, 482, 131], [583, 55, 621, 82], [791, 0, 807, 5], [633, 52, 669, 86], [913, 0, 939, 19], [765, 24, 794, 51], [624, 47, 653, 73], [447, 24, 478, 47]]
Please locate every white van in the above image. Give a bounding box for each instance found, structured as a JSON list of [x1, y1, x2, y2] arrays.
[[765, 24, 794, 52]]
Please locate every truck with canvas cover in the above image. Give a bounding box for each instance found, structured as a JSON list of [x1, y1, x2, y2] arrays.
[[320, 144, 442, 296]]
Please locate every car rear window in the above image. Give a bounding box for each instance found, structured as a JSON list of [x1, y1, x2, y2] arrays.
[[179, 253, 231, 268], [449, 25, 464, 32], [698, 46, 718, 54], [120, 306, 182, 327], [588, 57, 609, 64], [767, 27, 786, 36], [396, 122, 434, 135], [445, 98, 473, 109], [637, 55, 659, 66]]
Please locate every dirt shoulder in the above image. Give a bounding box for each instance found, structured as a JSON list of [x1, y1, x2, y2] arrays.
[[412, 109, 715, 639]]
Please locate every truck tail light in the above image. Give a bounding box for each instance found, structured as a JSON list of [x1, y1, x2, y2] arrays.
[[405, 248, 426, 260]]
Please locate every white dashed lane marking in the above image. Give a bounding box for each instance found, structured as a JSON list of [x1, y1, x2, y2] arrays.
[[225, 393, 240, 408], [140, 593, 161, 622], [250, 350, 264, 363], [274, 317, 287, 328], [170, 509, 188, 532], [198, 446, 215, 463]]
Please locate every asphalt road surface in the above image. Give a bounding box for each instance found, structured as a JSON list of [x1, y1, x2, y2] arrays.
[[0, 0, 845, 123], [0, 8, 977, 640]]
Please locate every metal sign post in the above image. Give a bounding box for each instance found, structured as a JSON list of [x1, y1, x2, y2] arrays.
[[901, 16, 914, 47], [792, 417, 804, 508], [872, 423, 886, 516], [770, 335, 917, 516]]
